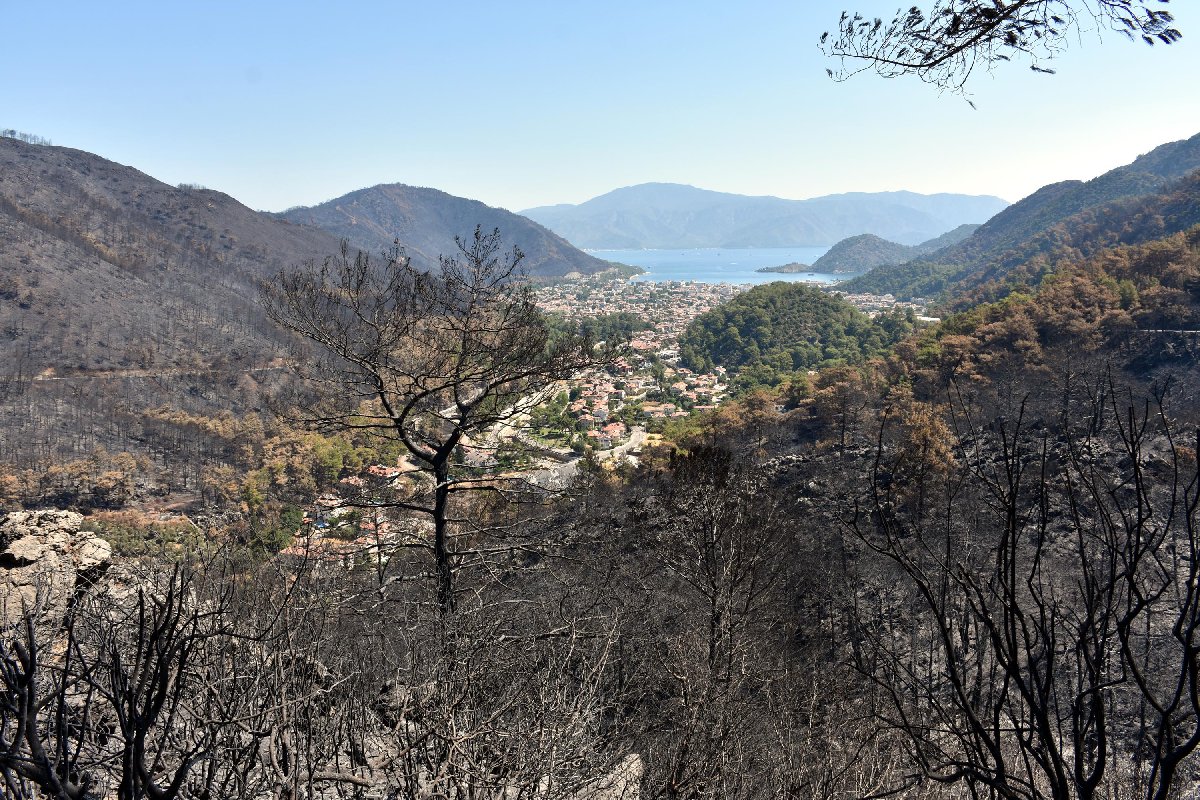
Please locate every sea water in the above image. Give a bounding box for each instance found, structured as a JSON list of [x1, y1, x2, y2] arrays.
[[589, 246, 859, 285]]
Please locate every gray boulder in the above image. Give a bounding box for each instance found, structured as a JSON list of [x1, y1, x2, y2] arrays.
[[1, 510, 112, 627]]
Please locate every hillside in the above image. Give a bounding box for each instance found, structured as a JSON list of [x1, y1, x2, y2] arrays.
[[520, 183, 1007, 249], [0, 138, 372, 486], [279, 184, 613, 278], [0, 136, 345, 376], [678, 282, 913, 390], [7, 148, 1200, 800], [843, 131, 1200, 299], [807, 234, 913, 273], [805, 224, 979, 274], [0, 137, 622, 479], [0, 136, 364, 479], [916, 224, 1200, 387], [910, 223, 981, 255]]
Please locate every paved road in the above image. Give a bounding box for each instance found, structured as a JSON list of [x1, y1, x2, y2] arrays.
[[528, 427, 647, 490], [1135, 329, 1200, 334], [31, 365, 289, 382]]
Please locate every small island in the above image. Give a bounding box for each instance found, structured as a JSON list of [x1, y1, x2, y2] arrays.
[[755, 262, 812, 274]]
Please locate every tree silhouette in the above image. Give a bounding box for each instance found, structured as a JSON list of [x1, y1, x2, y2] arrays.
[[262, 227, 605, 613], [822, 1, 1181, 92]]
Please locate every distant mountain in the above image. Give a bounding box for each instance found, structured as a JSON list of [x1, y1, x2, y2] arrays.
[[843, 132, 1200, 300], [278, 184, 613, 278], [520, 184, 1008, 249]]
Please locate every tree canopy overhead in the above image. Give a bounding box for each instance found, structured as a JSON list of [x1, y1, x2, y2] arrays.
[[822, 1, 1181, 92]]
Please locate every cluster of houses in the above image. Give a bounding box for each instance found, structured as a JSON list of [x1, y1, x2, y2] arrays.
[[830, 290, 933, 320], [284, 277, 934, 566], [534, 279, 743, 447], [536, 279, 743, 330]]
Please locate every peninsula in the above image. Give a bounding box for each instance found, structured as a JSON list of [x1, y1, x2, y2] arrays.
[[755, 262, 811, 274]]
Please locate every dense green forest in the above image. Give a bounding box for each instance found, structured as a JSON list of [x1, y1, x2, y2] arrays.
[[545, 310, 653, 345], [678, 282, 914, 389]]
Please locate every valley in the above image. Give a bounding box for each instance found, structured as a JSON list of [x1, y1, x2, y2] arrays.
[[4, 119, 1200, 799]]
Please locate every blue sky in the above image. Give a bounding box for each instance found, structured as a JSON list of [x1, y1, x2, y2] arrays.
[[5, 1, 1199, 212]]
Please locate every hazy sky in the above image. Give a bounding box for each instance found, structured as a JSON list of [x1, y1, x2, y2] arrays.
[[5, 1, 1199, 213]]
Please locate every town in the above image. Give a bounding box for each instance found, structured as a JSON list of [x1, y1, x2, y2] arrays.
[[533, 279, 741, 445], [291, 276, 929, 560], [532, 277, 930, 452]]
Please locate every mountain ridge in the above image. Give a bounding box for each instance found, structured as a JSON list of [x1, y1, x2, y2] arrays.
[[520, 183, 1008, 249], [278, 183, 613, 278], [0, 136, 346, 376], [0, 137, 617, 478], [842, 131, 1200, 300]]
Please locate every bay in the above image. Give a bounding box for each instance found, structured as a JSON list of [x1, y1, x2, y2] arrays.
[[590, 246, 860, 285]]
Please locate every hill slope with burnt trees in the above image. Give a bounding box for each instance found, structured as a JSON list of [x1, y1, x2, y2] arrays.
[[8, 132, 1200, 800], [0, 136, 346, 376], [8, 224, 1200, 800], [0, 137, 586, 491]]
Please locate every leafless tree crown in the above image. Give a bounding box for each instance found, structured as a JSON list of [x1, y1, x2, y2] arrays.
[[261, 227, 607, 612]]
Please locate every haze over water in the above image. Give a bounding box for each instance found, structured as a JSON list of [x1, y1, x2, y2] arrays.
[[590, 246, 858, 285]]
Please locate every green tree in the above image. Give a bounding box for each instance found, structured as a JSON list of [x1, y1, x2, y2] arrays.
[[679, 282, 905, 390]]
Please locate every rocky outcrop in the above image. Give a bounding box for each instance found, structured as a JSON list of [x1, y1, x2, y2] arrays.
[[0, 510, 112, 626]]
